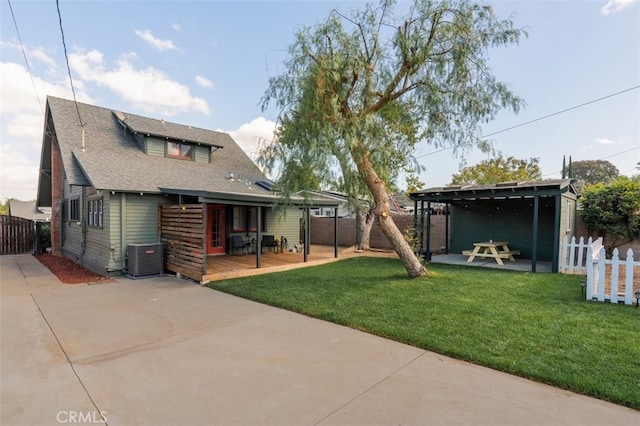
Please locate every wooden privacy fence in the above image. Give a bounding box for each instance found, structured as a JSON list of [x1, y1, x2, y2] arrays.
[[0, 215, 36, 255], [159, 204, 205, 283], [559, 236, 639, 305]]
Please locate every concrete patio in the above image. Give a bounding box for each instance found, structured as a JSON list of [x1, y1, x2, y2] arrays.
[[429, 253, 553, 272]]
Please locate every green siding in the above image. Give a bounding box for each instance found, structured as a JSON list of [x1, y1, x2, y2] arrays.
[[62, 183, 83, 257], [266, 207, 302, 248], [146, 136, 165, 157], [450, 198, 557, 261], [124, 193, 167, 244], [62, 185, 115, 276], [194, 145, 210, 163]]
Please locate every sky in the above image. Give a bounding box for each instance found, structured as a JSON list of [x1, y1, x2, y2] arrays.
[[1, 0, 638, 202]]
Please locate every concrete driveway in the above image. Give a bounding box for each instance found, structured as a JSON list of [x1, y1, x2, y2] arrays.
[[1, 254, 638, 425]]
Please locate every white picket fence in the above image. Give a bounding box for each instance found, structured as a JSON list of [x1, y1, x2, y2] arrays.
[[559, 236, 639, 305]]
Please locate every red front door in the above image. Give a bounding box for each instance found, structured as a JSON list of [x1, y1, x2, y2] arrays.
[[207, 205, 225, 255]]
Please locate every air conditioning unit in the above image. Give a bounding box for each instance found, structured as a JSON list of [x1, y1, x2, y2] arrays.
[[127, 243, 163, 277]]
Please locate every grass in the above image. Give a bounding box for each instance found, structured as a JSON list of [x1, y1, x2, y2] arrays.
[[206, 257, 640, 409]]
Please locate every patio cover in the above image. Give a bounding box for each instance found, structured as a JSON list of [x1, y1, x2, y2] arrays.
[[409, 179, 578, 272]]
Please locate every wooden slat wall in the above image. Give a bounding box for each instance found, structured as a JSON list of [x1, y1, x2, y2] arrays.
[[0, 216, 35, 255], [160, 204, 205, 282]]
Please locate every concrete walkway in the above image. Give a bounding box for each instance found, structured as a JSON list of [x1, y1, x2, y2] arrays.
[[1, 254, 637, 425]]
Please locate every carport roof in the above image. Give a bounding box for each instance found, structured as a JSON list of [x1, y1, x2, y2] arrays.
[[409, 179, 577, 202]]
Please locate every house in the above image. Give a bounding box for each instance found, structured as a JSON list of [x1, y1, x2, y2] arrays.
[[3, 200, 51, 254], [409, 180, 578, 272], [36, 96, 338, 281], [9, 200, 51, 223]]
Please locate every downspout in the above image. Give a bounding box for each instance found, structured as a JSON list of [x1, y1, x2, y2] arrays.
[[81, 186, 87, 264]]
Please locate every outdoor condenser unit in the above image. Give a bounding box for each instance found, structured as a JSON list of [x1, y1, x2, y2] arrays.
[[127, 243, 163, 277]]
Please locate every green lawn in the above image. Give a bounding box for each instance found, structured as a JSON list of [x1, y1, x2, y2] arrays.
[[206, 257, 640, 409]]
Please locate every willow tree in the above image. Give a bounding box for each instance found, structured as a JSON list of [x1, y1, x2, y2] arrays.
[[260, 0, 526, 277]]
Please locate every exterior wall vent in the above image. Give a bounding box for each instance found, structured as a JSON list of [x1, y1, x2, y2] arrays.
[[127, 243, 163, 277]]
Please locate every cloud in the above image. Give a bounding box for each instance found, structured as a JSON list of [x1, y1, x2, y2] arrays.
[[224, 117, 277, 156], [195, 76, 214, 89], [595, 137, 616, 144], [134, 29, 177, 51], [171, 23, 182, 32], [600, 0, 637, 15], [69, 49, 210, 116], [0, 60, 95, 201]]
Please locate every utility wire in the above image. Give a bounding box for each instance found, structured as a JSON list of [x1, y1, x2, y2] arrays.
[[7, 0, 44, 115], [55, 0, 84, 128], [415, 85, 640, 159]]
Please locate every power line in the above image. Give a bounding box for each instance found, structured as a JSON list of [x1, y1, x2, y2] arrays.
[[482, 86, 639, 139], [7, 0, 44, 115], [415, 85, 640, 159], [55, 0, 84, 128]]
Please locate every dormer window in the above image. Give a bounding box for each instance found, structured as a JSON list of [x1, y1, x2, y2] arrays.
[[167, 141, 193, 160]]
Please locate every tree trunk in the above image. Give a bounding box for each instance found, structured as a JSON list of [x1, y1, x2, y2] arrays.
[[355, 205, 375, 251], [352, 149, 426, 278]]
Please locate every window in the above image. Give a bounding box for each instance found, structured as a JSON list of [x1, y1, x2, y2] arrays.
[[232, 206, 247, 231], [232, 206, 266, 232], [167, 141, 193, 159], [88, 198, 103, 227], [67, 198, 79, 221]]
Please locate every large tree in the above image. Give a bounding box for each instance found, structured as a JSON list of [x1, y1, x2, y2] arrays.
[[260, 0, 526, 277], [450, 155, 541, 185], [571, 159, 619, 189], [579, 176, 640, 255]]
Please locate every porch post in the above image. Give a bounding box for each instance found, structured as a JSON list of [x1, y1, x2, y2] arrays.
[[303, 208, 308, 263], [256, 206, 262, 268], [334, 207, 338, 258], [413, 199, 418, 254]]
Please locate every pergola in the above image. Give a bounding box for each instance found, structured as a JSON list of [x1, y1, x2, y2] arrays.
[[409, 179, 578, 272]]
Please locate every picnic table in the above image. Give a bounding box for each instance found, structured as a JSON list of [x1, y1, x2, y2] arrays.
[[462, 241, 520, 265]]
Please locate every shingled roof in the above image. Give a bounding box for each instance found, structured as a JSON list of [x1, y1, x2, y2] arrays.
[[9, 200, 50, 222], [41, 96, 274, 199], [409, 179, 577, 202]]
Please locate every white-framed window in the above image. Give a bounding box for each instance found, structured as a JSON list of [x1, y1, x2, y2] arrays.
[[88, 198, 103, 227]]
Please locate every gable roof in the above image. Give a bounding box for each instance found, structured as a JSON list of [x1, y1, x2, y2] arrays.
[[38, 96, 277, 203], [9, 200, 50, 222], [409, 179, 578, 202]]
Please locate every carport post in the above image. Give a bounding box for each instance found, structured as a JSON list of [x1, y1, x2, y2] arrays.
[[413, 199, 418, 253], [424, 201, 431, 261], [445, 203, 450, 254], [552, 194, 561, 273], [531, 196, 539, 273]]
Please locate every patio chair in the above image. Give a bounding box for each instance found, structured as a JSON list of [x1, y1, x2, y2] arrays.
[[230, 235, 250, 255], [261, 235, 278, 253]]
